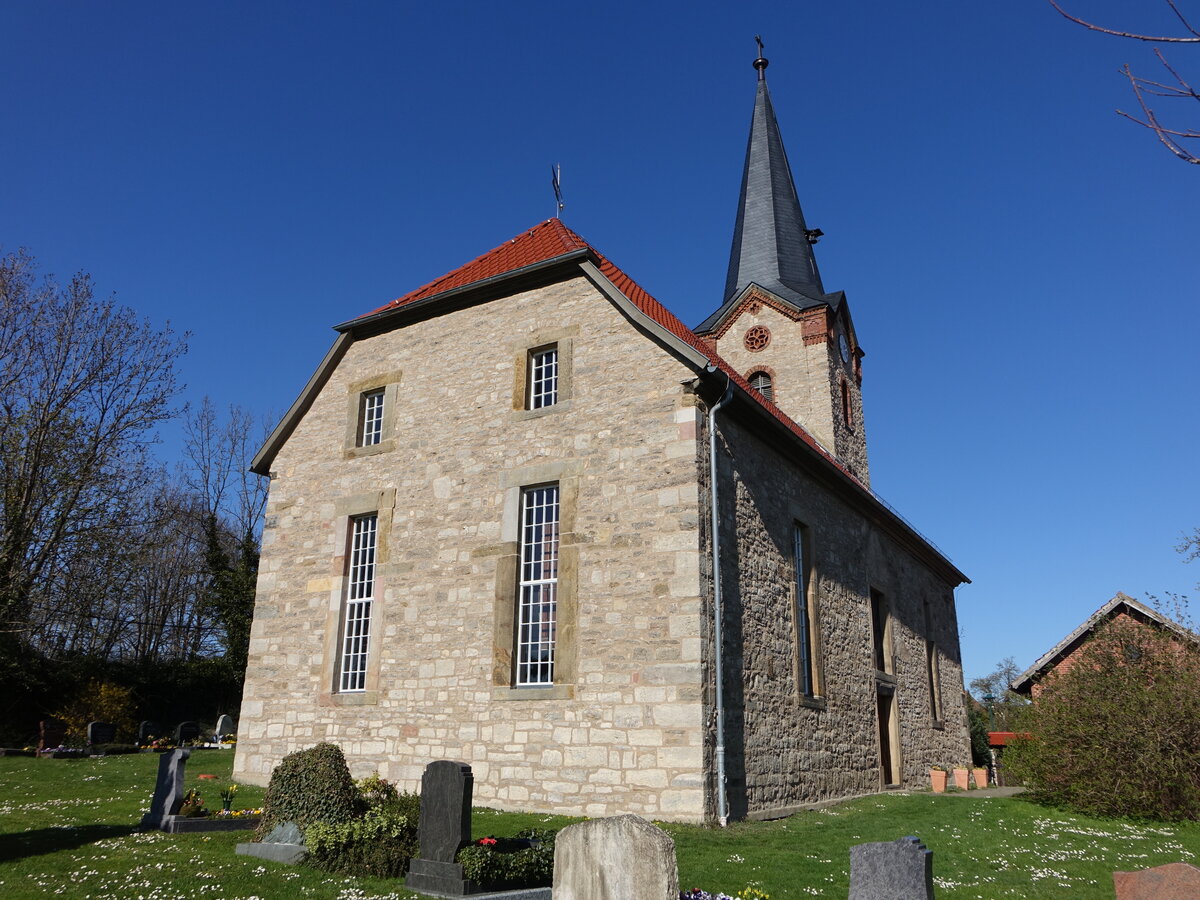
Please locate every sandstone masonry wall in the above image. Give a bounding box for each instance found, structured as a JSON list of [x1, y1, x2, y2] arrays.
[[234, 273, 709, 821]]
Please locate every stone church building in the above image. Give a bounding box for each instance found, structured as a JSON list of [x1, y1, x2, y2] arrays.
[[234, 52, 971, 822]]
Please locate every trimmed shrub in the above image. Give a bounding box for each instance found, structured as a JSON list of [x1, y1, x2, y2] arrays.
[[304, 795, 420, 877], [1006, 614, 1200, 820], [256, 742, 362, 838], [457, 828, 557, 891]]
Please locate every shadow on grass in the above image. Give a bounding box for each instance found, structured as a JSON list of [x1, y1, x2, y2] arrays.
[[0, 823, 137, 862]]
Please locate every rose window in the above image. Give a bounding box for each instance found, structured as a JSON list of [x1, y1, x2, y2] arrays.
[[743, 325, 771, 352]]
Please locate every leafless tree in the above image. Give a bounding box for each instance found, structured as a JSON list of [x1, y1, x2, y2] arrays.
[[0, 250, 186, 642], [181, 396, 268, 540], [181, 397, 269, 670], [1051, 1, 1200, 163]]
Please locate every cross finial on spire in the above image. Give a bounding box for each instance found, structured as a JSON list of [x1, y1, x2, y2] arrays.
[[753, 35, 768, 80]]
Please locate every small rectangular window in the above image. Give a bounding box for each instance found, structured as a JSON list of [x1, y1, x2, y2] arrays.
[[516, 484, 560, 685], [339, 514, 377, 692], [793, 523, 817, 697], [528, 346, 558, 410], [358, 390, 385, 446]]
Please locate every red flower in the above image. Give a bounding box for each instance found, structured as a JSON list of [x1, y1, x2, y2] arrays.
[[479, 837, 498, 846]]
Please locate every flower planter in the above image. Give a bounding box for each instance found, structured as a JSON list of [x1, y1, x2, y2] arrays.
[[973, 767, 988, 789], [929, 769, 948, 793], [952, 767, 970, 791]]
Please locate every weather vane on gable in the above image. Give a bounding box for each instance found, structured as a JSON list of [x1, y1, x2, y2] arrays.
[[551, 164, 564, 218]]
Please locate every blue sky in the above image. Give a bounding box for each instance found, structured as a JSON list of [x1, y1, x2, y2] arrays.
[[3, 1, 1197, 688]]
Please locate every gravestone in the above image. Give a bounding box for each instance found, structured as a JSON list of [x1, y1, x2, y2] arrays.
[[236, 821, 307, 864], [141, 748, 192, 830], [175, 721, 200, 744], [405, 760, 475, 895], [38, 717, 67, 751], [215, 714, 235, 739], [87, 721, 117, 746], [849, 836, 934, 900], [1114, 862, 1200, 899], [138, 720, 162, 744], [553, 814, 679, 900]]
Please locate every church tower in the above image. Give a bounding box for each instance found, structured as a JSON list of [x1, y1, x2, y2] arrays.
[[696, 45, 869, 485]]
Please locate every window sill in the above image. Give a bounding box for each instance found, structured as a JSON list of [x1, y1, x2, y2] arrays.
[[491, 685, 574, 702], [319, 691, 379, 707], [931, 720, 945, 731], [511, 399, 573, 422], [798, 695, 827, 711], [344, 440, 395, 461]]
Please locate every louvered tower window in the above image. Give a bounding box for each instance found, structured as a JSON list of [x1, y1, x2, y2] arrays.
[[749, 371, 774, 403]]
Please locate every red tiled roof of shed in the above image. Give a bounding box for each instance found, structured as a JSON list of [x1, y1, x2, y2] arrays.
[[353, 219, 848, 474]]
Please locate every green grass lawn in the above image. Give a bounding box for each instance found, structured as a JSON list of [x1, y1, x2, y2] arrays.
[[2, 753, 1199, 898]]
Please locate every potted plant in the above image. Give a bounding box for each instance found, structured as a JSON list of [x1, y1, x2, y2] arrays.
[[929, 766, 948, 793], [178, 788, 207, 817], [973, 765, 988, 789], [952, 765, 970, 791]]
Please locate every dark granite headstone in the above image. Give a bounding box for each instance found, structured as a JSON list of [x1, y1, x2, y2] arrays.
[[1114, 862, 1200, 899], [405, 760, 475, 895], [141, 748, 191, 831], [138, 721, 162, 744], [553, 814, 679, 900], [215, 714, 235, 739], [175, 721, 201, 744], [849, 836, 934, 900], [87, 721, 117, 745], [38, 718, 67, 751]]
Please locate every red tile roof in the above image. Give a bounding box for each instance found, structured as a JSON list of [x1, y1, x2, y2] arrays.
[[366, 219, 589, 316], [352, 218, 852, 478]]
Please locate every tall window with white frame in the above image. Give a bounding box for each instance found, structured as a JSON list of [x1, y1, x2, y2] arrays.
[[527, 346, 558, 410], [339, 513, 377, 692], [793, 523, 816, 698], [358, 389, 385, 446], [516, 484, 560, 685]]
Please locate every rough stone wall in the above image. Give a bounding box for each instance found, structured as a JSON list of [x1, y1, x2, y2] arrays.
[[712, 410, 968, 817], [234, 273, 709, 821]]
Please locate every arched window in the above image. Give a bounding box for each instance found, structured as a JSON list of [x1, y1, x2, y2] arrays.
[[841, 380, 853, 430], [749, 371, 774, 403]]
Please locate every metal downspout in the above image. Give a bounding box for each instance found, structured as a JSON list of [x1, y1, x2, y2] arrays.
[[707, 368, 734, 826]]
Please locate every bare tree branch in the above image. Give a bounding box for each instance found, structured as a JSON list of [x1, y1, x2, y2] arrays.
[[1050, 0, 1200, 42], [1051, 1, 1200, 163]]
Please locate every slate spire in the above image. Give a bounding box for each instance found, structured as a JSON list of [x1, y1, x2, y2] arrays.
[[723, 45, 825, 307]]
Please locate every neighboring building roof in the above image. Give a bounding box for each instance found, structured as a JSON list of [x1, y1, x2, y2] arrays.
[[696, 62, 836, 336], [253, 217, 967, 587], [1010, 592, 1199, 694]]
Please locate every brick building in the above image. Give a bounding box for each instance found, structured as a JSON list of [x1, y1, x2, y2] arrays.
[[233, 50, 971, 822], [1011, 593, 1198, 699]]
